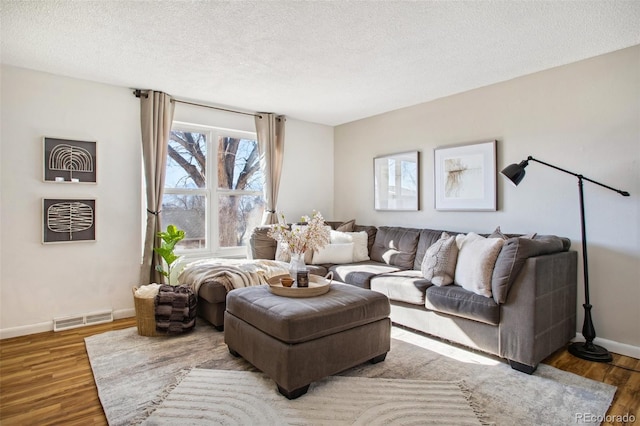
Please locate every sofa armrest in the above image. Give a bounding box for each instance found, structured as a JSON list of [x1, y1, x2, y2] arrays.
[[499, 251, 577, 368]]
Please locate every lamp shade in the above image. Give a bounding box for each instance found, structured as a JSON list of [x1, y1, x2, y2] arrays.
[[500, 160, 529, 186]]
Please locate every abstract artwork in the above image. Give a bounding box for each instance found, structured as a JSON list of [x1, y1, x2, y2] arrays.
[[374, 151, 420, 211], [434, 140, 496, 211], [43, 198, 96, 243], [43, 137, 97, 183]]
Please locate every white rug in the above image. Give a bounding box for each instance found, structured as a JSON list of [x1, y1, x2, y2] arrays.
[[85, 321, 616, 426], [141, 369, 484, 425]]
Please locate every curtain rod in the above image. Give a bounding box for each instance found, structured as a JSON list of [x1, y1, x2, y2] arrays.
[[133, 89, 262, 118]]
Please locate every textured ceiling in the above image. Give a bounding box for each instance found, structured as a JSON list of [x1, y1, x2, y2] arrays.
[[2, 1, 639, 126]]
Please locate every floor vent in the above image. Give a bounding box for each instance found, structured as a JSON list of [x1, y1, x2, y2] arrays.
[[53, 310, 113, 331]]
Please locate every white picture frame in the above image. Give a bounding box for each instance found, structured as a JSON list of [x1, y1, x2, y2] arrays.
[[434, 140, 497, 211], [374, 151, 420, 211]]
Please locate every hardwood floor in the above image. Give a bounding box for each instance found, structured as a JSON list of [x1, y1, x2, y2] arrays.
[[1, 318, 638, 425]]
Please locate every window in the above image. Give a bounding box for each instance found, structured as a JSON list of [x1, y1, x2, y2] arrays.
[[162, 123, 264, 256]]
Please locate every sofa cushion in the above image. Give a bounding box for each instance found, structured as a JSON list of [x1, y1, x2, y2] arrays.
[[420, 232, 459, 286], [425, 285, 500, 326], [455, 233, 504, 298], [370, 269, 432, 305], [197, 280, 228, 304], [370, 226, 420, 269], [491, 235, 567, 304], [329, 261, 403, 289]]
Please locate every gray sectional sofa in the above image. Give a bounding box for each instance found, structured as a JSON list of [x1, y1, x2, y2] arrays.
[[195, 221, 577, 374]]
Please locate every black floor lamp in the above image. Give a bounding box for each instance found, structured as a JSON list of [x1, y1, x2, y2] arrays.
[[501, 156, 630, 362]]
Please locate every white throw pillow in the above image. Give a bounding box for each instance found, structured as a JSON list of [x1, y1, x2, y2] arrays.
[[421, 232, 458, 286], [330, 230, 370, 262], [312, 243, 354, 264], [275, 241, 291, 262], [454, 232, 504, 298]]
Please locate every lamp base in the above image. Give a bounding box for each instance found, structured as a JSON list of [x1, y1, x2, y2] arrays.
[[568, 341, 612, 363]]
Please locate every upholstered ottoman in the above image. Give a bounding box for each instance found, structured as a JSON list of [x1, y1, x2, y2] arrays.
[[224, 283, 391, 399]]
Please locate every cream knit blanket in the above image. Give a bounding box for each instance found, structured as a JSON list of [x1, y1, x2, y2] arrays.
[[177, 258, 289, 295]]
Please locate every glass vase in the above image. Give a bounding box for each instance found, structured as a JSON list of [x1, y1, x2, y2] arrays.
[[289, 252, 306, 280]]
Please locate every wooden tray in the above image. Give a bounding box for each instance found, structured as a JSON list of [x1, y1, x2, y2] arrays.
[[267, 274, 332, 298]]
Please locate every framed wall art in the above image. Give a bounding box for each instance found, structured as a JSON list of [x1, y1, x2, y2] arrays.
[[42, 198, 96, 244], [374, 151, 420, 211], [43, 137, 97, 183], [434, 140, 497, 211]]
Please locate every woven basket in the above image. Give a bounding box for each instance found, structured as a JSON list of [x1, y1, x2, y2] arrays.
[[132, 287, 160, 337]]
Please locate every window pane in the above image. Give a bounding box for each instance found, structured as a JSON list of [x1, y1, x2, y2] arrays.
[[218, 194, 265, 248], [166, 131, 207, 189], [162, 194, 206, 250], [217, 137, 264, 191]]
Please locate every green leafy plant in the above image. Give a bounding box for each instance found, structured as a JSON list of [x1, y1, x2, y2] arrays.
[[153, 224, 185, 285]]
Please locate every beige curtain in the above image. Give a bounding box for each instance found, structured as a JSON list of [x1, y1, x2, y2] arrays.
[[255, 113, 286, 225], [139, 91, 175, 284]]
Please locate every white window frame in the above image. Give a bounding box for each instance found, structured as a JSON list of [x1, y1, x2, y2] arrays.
[[167, 121, 261, 259]]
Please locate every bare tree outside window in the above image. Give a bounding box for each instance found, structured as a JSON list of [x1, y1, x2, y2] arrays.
[[217, 136, 265, 247], [162, 128, 264, 252]]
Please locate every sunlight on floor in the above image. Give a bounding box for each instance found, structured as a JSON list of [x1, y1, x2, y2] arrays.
[[391, 326, 502, 366]]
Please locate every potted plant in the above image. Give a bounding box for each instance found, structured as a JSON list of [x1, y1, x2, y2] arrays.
[[153, 224, 185, 285]]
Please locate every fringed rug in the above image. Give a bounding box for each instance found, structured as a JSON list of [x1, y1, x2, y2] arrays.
[[85, 321, 616, 426], [140, 369, 485, 425]]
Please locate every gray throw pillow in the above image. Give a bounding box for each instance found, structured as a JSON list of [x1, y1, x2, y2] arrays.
[[420, 232, 458, 286], [489, 225, 537, 240], [491, 235, 566, 304], [336, 219, 356, 232], [249, 226, 278, 259]]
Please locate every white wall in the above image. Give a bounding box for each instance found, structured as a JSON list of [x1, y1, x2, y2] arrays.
[[334, 46, 640, 355], [1, 66, 141, 336], [0, 66, 334, 338]]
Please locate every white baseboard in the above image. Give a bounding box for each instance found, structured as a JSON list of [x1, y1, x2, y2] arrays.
[[113, 308, 136, 319], [573, 333, 640, 360], [1, 309, 136, 340], [0, 321, 53, 340]]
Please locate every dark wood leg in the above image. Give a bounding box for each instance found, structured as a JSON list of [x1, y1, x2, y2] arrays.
[[370, 353, 387, 364], [509, 359, 537, 374], [277, 384, 310, 400], [228, 347, 241, 358]]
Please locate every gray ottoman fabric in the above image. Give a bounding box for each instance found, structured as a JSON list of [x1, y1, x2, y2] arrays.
[[226, 283, 389, 343], [224, 283, 391, 398]]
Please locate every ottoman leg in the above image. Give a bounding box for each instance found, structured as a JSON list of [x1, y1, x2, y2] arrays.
[[228, 347, 241, 358], [370, 352, 387, 364], [277, 384, 310, 400]]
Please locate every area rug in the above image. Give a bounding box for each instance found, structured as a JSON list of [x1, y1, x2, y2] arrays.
[[140, 369, 484, 425], [85, 321, 616, 426]]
